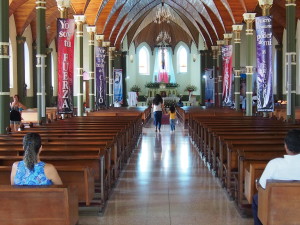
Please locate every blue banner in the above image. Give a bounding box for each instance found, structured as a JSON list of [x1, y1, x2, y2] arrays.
[[95, 47, 106, 108], [113, 69, 123, 104], [256, 16, 274, 112]]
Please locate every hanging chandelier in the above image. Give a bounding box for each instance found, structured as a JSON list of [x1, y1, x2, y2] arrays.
[[154, 1, 175, 24], [156, 31, 171, 44]]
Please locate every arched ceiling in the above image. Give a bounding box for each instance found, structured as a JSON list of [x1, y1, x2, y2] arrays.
[[9, 0, 300, 50]]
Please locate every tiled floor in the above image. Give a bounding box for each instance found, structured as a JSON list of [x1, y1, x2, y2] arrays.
[[79, 122, 253, 225]]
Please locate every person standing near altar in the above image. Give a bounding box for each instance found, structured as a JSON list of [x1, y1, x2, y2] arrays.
[[152, 94, 165, 132]]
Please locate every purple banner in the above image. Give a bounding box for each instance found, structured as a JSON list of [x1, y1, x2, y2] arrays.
[[221, 45, 233, 106], [113, 69, 123, 104], [256, 16, 274, 112], [95, 47, 107, 108]]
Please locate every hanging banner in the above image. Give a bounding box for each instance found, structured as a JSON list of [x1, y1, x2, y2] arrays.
[[256, 16, 274, 112], [57, 18, 75, 114], [113, 69, 123, 105], [95, 47, 107, 108], [221, 45, 233, 106]]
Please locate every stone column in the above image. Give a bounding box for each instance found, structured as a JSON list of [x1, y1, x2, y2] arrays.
[[211, 46, 218, 106], [86, 26, 96, 111], [74, 15, 85, 116], [109, 46, 116, 106], [275, 44, 283, 101], [200, 50, 205, 105], [45, 48, 53, 107], [16, 36, 26, 102], [36, 0, 47, 123], [243, 13, 256, 116], [32, 42, 37, 108], [217, 40, 224, 107], [0, 0, 10, 134], [284, 0, 296, 122], [232, 25, 243, 111]]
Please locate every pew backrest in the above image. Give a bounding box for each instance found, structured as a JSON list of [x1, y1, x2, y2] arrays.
[[258, 180, 300, 225]]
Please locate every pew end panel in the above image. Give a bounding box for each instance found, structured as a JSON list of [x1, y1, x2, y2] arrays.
[[258, 180, 300, 225], [244, 162, 266, 204], [0, 185, 78, 225]]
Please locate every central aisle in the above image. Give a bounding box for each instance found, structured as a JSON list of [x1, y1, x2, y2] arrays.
[[79, 123, 253, 225]]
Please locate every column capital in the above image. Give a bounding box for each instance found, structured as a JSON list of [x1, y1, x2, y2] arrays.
[[36, 0, 46, 9], [103, 41, 110, 48], [232, 25, 243, 43], [243, 13, 256, 35], [95, 34, 105, 47], [211, 46, 218, 59], [86, 25, 96, 34], [285, 0, 296, 5], [223, 33, 233, 45], [16, 36, 26, 44], [217, 40, 224, 54], [74, 15, 86, 25], [259, 0, 273, 16], [46, 48, 53, 55], [56, 0, 70, 18]]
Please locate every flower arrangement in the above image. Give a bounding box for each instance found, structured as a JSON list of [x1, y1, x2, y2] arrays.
[[145, 82, 160, 88], [130, 85, 141, 92], [184, 85, 197, 92], [166, 83, 179, 88], [145, 82, 179, 88]]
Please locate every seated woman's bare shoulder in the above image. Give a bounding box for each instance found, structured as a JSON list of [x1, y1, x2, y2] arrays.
[[44, 163, 63, 185]]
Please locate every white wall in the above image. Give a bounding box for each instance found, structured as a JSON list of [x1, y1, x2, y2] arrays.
[[23, 25, 33, 97], [125, 36, 203, 97]]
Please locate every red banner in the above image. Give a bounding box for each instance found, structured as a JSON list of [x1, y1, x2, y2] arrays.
[[222, 45, 233, 106], [57, 19, 75, 114]]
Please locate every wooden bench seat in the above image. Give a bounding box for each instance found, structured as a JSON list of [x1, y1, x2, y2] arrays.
[[0, 185, 78, 225], [258, 180, 300, 225], [0, 165, 95, 206]]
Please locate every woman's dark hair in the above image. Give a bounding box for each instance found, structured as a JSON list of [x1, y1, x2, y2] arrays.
[[284, 129, 300, 154], [153, 94, 163, 106], [23, 133, 42, 171], [170, 105, 176, 113], [14, 95, 20, 101]]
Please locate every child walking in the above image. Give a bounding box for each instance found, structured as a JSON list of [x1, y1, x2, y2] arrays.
[[167, 105, 176, 132]]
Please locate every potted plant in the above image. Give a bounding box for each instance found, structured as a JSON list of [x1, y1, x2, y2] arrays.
[[184, 85, 197, 92], [130, 85, 141, 96]]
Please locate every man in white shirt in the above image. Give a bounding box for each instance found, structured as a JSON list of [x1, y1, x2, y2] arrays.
[[252, 129, 300, 225]]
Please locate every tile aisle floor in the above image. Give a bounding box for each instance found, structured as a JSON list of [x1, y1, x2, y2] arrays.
[[79, 122, 253, 225]]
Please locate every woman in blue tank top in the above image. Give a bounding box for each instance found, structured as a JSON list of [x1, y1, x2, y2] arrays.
[[10, 133, 62, 185]]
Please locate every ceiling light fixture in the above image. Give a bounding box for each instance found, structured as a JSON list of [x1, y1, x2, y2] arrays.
[[154, 1, 175, 24]]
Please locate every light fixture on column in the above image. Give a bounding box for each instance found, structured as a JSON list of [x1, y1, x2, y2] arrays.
[[154, 1, 175, 24], [95, 34, 105, 47], [74, 15, 86, 24], [129, 55, 134, 63]]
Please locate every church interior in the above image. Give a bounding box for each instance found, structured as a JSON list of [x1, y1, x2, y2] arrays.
[[0, 0, 300, 225]]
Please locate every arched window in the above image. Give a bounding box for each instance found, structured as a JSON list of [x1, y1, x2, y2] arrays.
[[139, 46, 150, 75], [9, 40, 13, 88], [24, 42, 30, 89], [177, 46, 187, 73]]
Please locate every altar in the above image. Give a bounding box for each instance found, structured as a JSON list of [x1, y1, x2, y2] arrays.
[[147, 88, 178, 98]]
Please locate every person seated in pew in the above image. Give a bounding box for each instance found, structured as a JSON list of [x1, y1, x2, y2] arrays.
[[252, 129, 300, 225], [10, 133, 63, 185]]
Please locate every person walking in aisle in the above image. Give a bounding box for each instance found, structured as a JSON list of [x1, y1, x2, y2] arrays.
[[152, 94, 165, 132], [166, 105, 176, 132]]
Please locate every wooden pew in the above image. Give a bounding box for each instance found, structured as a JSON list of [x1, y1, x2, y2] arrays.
[[0, 185, 78, 225], [258, 180, 300, 225], [0, 165, 95, 206]]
